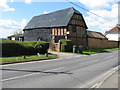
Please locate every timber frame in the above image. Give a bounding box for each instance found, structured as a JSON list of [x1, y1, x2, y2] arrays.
[[23, 7, 88, 49]]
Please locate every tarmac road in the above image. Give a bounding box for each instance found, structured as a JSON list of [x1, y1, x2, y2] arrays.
[[1, 50, 119, 88]]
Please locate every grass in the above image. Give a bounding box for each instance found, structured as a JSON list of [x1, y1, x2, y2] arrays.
[[61, 48, 120, 55], [0, 54, 58, 63], [83, 48, 120, 55]]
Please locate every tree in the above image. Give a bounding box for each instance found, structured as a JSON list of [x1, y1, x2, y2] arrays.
[[13, 29, 23, 35]]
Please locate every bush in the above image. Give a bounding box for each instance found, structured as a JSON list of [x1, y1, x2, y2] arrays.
[[50, 43, 56, 51], [34, 42, 49, 54], [61, 44, 66, 52], [1, 39, 49, 57], [60, 39, 73, 52]]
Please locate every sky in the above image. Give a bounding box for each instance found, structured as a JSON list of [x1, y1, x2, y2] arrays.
[[0, 0, 119, 38]]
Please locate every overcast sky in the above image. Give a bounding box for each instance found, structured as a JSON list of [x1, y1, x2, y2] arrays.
[[0, 0, 119, 38]]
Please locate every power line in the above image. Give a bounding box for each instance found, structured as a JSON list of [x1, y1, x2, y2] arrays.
[[65, 0, 112, 22]]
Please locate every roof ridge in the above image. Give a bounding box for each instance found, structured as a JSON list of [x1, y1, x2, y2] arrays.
[[105, 24, 120, 34], [87, 30, 102, 33], [24, 7, 87, 30], [87, 30, 107, 39], [35, 7, 74, 17]]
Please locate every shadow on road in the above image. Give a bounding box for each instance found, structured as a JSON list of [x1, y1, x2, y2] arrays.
[[1, 68, 72, 75]]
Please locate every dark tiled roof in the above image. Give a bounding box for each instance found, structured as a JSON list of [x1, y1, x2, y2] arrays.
[[87, 30, 107, 39], [105, 24, 120, 34], [24, 7, 87, 30], [7, 34, 24, 38]]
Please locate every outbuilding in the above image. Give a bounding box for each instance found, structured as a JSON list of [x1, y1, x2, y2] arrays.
[[105, 24, 120, 41], [7, 34, 24, 41]]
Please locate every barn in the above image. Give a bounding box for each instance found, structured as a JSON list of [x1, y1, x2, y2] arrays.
[[23, 7, 88, 49]]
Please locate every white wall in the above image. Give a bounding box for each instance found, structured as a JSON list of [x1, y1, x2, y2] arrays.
[[106, 33, 120, 41], [11, 37, 15, 40]]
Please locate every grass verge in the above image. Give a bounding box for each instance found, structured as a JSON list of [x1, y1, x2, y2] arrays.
[[0, 54, 58, 64], [83, 48, 120, 55], [61, 48, 120, 55]]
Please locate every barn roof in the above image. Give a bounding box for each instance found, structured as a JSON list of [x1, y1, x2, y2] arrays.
[[7, 34, 24, 38], [105, 24, 120, 34], [87, 30, 107, 39], [24, 7, 87, 30]]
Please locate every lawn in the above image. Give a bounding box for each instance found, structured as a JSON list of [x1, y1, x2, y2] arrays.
[[0, 54, 58, 64]]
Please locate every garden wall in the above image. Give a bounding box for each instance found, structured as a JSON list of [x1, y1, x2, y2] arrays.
[[88, 38, 118, 49]]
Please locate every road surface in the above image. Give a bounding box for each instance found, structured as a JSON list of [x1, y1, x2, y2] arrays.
[[1, 50, 119, 88]]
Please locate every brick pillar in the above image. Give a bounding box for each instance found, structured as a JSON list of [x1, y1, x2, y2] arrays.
[[57, 41, 61, 52]]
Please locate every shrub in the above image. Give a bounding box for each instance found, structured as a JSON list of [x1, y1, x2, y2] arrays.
[[60, 39, 73, 52], [34, 42, 49, 54], [1, 39, 49, 57], [61, 44, 66, 52], [50, 43, 56, 51]]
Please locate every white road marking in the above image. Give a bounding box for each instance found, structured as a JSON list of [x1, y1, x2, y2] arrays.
[[90, 82, 103, 88], [1, 67, 65, 82], [1, 73, 39, 82]]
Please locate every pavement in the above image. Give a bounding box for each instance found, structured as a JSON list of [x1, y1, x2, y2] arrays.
[[1, 50, 119, 88], [82, 65, 119, 88], [99, 69, 118, 88]]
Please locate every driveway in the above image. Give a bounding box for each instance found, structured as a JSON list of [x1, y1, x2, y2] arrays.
[[49, 51, 83, 59]]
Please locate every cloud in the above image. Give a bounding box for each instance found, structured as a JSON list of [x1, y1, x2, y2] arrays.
[[79, 0, 118, 34], [84, 4, 118, 33], [43, 11, 51, 14], [0, 19, 27, 38], [79, 0, 116, 9], [10, 0, 14, 2], [0, 0, 15, 11], [24, 0, 32, 4]]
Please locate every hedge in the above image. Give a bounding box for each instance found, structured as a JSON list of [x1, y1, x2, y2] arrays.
[[60, 39, 73, 52], [1, 39, 49, 57]]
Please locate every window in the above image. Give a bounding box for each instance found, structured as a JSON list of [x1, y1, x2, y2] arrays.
[[37, 37, 42, 41], [19, 37, 24, 41], [72, 24, 76, 32]]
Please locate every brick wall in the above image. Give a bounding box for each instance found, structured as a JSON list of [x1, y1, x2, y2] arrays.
[[88, 38, 118, 49]]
